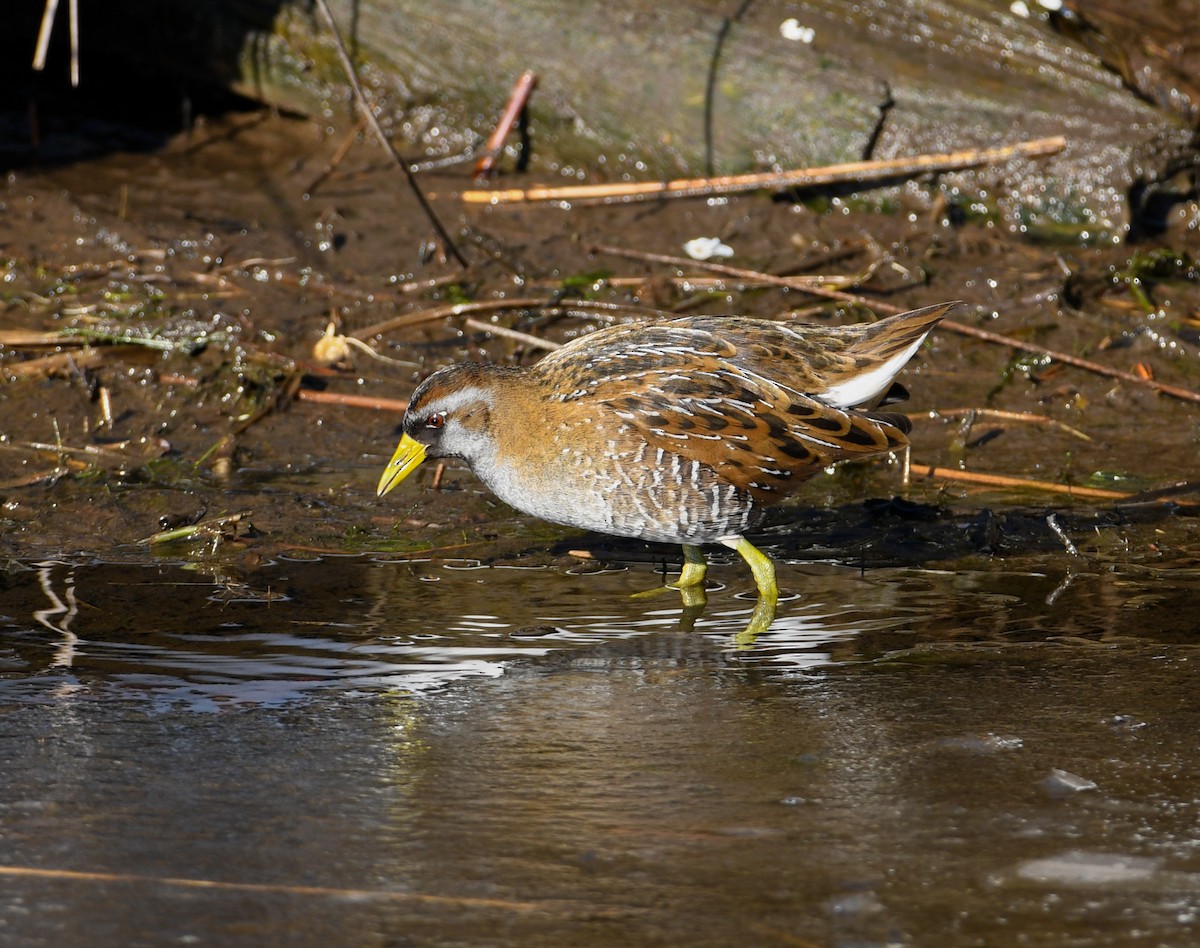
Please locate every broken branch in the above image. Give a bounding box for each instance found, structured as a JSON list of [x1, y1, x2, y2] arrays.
[[473, 70, 537, 182]]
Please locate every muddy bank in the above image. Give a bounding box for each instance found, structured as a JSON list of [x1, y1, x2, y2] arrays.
[[0, 99, 1198, 569], [0, 0, 1198, 596]]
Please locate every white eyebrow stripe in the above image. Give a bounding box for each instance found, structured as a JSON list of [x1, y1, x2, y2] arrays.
[[423, 385, 495, 415]]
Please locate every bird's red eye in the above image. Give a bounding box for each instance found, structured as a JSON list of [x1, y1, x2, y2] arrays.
[[425, 412, 446, 429]]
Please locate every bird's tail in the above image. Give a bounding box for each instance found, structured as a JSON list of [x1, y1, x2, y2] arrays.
[[819, 301, 960, 409]]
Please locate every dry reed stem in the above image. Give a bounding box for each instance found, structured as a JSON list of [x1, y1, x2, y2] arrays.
[[352, 298, 558, 339], [463, 136, 1067, 204], [32, 0, 59, 71], [0, 439, 130, 461], [462, 317, 561, 351], [0, 330, 89, 348]]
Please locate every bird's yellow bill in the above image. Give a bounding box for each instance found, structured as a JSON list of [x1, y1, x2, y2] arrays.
[[376, 434, 426, 497]]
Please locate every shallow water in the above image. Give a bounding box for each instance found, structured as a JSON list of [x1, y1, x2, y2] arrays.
[[2, 552, 1199, 945]]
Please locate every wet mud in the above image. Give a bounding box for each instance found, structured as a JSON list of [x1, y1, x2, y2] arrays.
[[2, 13, 1200, 942]]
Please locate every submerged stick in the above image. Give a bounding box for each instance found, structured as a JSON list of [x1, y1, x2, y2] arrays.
[[0, 865, 544, 912], [931, 408, 1092, 442], [140, 512, 252, 546], [304, 112, 370, 196], [910, 462, 1131, 500], [0, 347, 141, 381], [463, 136, 1067, 204]]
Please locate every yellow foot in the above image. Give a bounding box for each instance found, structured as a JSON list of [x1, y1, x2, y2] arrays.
[[673, 545, 709, 589], [631, 545, 708, 606]]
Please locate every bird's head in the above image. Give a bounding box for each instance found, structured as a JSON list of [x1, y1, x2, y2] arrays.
[[376, 363, 503, 497]]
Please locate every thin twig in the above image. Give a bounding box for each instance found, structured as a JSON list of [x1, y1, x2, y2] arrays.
[[312, 0, 468, 267], [352, 298, 558, 339], [462, 136, 1067, 204], [703, 0, 755, 176], [590, 243, 862, 291], [862, 81, 895, 160], [295, 389, 408, 412], [304, 112, 370, 196], [590, 244, 1200, 406], [352, 298, 665, 341], [934, 319, 1200, 405], [462, 317, 562, 351], [258, 269, 462, 304], [604, 275, 814, 292]]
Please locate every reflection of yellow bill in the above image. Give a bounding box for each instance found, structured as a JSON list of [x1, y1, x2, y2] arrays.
[[376, 434, 427, 497]]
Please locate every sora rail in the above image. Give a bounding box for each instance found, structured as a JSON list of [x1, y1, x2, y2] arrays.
[[378, 301, 957, 633]]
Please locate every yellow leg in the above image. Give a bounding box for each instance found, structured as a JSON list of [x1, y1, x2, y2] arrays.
[[671, 545, 708, 589], [720, 536, 779, 604]]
